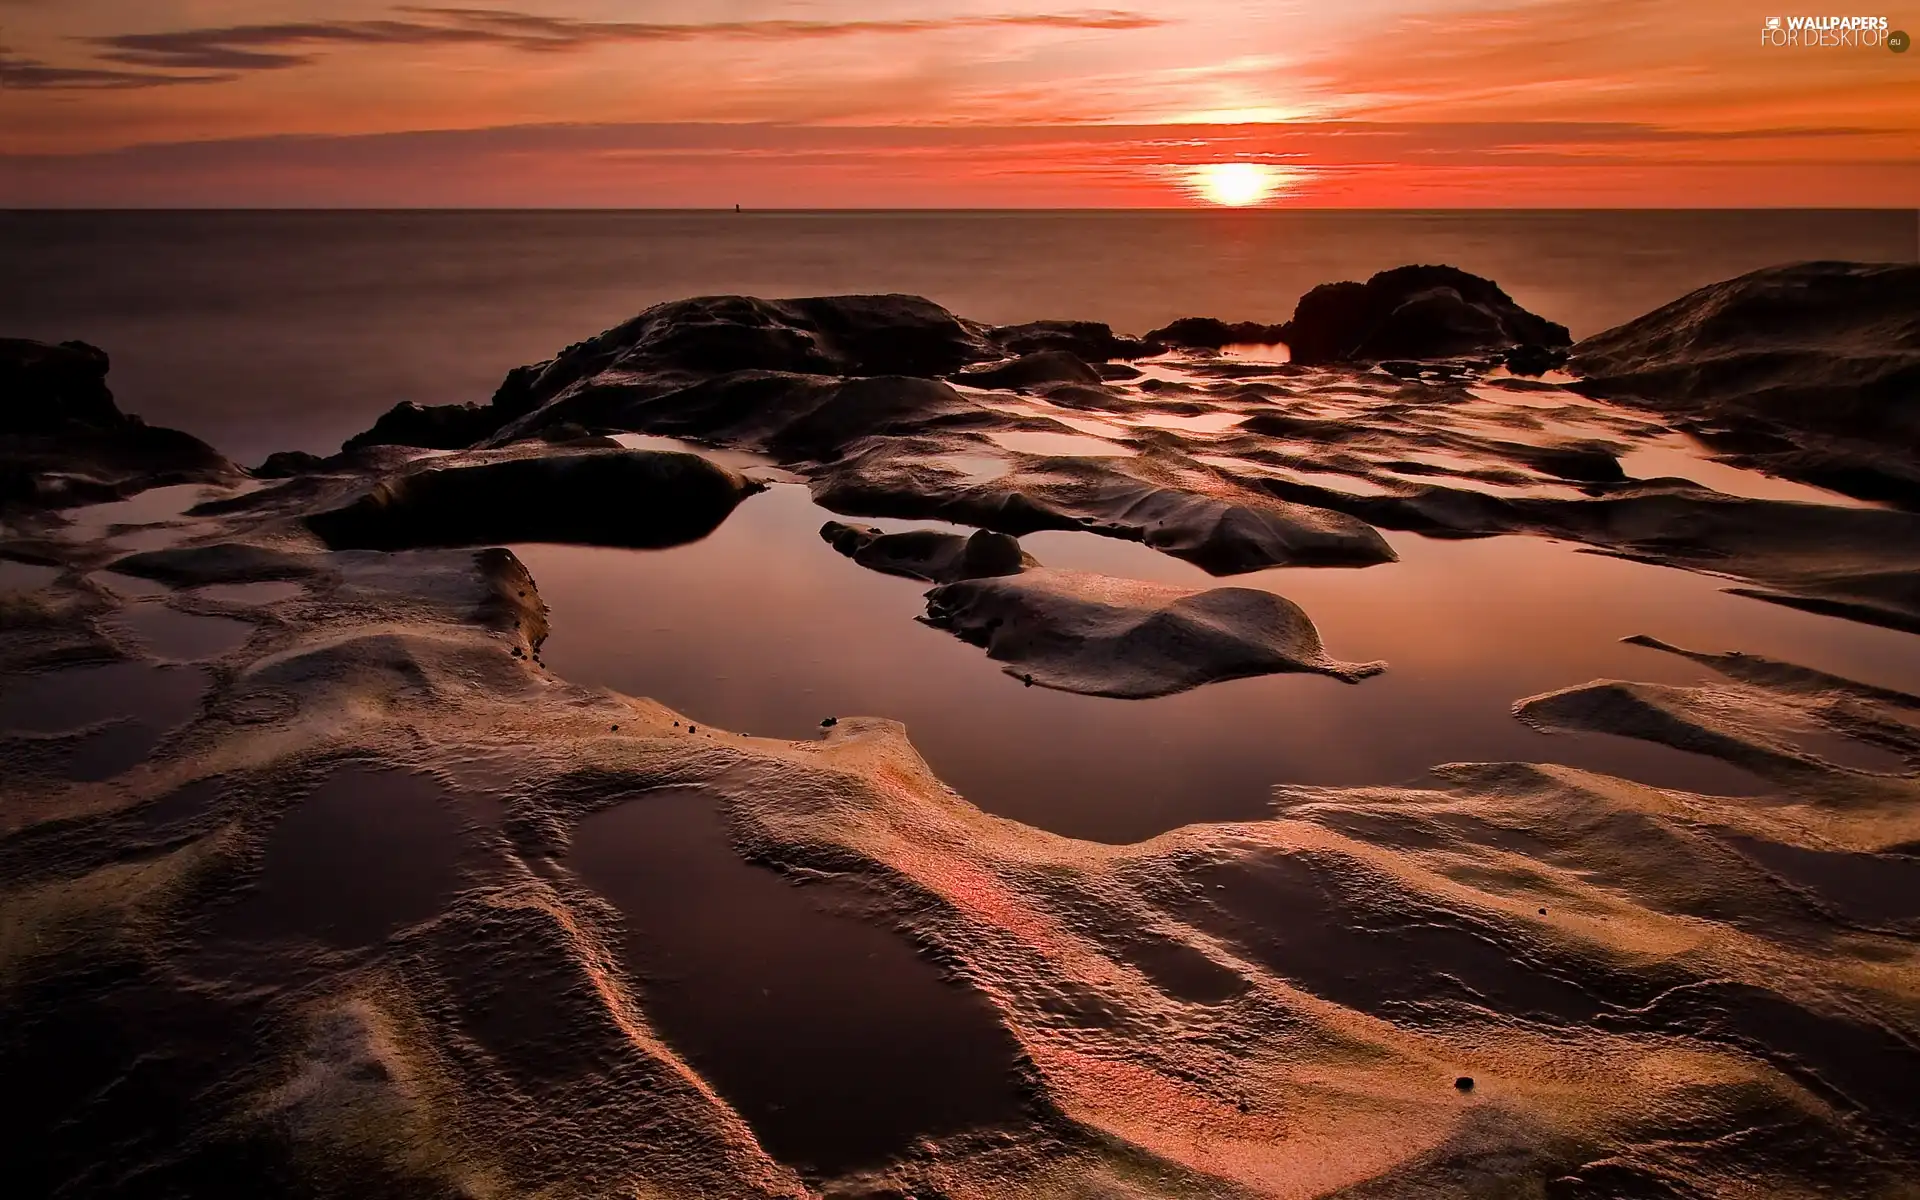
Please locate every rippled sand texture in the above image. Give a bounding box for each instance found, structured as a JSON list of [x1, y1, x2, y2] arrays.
[[4, 275, 1919, 1198]]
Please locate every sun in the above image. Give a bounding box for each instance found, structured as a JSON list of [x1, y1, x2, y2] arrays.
[[1192, 162, 1281, 207]]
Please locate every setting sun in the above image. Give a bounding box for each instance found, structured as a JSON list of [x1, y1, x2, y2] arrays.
[[1192, 162, 1283, 207]]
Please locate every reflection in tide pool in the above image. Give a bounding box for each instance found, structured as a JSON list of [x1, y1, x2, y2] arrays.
[[518, 484, 1920, 843]]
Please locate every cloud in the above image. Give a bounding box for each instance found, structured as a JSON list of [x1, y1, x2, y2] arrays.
[[84, 6, 1169, 73], [0, 47, 231, 89]]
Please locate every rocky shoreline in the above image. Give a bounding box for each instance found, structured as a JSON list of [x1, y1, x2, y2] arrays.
[[2, 260, 1917, 1198]]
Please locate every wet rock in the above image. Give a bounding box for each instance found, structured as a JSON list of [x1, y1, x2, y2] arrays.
[[1504, 343, 1567, 376], [952, 351, 1103, 390], [1569, 261, 1920, 507], [0, 338, 235, 509], [1142, 317, 1289, 351], [817, 449, 1398, 575], [532, 422, 620, 448], [987, 320, 1154, 361], [534, 371, 1000, 463], [306, 449, 761, 551], [486, 294, 996, 425], [820, 521, 1036, 584], [1570, 261, 1920, 439], [1496, 439, 1626, 483], [923, 567, 1386, 698], [109, 543, 325, 587], [1281, 265, 1571, 365], [341, 400, 506, 454], [253, 450, 329, 478]]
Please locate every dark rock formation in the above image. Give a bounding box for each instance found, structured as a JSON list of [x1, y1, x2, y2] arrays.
[[306, 449, 762, 551], [253, 450, 329, 478], [1280, 265, 1571, 365], [518, 371, 999, 462], [1569, 261, 1920, 509], [0, 339, 121, 431], [819, 521, 1034, 583], [488, 294, 997, 425], [924, 568, 1386, 698], [1503, 343, 1569, 377], [1570, 261, 1920, 438], [952, 351, 1104, 390], [816, 447, 1398, 576], [987, 320, 1154, 361], [0, 338, 234, 508], [1142, 318, 1288, 351], [342, 401, 507, 453]]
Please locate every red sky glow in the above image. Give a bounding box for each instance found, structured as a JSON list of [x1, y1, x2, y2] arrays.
[[2, 0, 1914, 206]]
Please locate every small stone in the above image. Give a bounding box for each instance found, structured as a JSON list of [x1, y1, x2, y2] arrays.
[[611, 724, 619, 732], [821, 717, 838, 728], [1538, 907, 1548, 915], [689, 725, 697, 734], [1454, 1076, 1475, 1092], [1022, 673, 1035, 687], [674, 721, 680, 727]]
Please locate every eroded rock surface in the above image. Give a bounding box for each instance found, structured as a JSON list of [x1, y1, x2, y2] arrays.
[[926, 567, 1387, 697], [1571, 261, 1920, 507]]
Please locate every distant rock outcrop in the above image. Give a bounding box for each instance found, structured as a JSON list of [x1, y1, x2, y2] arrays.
[[490, 294, 998, 424], [0, 337, 234, 508], [987, 320, 1155, 361], [342, 400, 508, 454], [1142, 317, 1289, 351], [1280, 265, 1571, 365]]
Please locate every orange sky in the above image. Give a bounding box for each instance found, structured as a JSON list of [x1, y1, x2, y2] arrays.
[[2, 0, 1915, 205]]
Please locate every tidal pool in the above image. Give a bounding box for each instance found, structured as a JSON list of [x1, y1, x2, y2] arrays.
[[516, 483, 1919, 844]]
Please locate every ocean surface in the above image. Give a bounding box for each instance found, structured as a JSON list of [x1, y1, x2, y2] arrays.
[[2, 209, 1915, 465]]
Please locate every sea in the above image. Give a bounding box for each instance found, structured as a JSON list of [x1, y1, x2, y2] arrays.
[[3, 209, 1914, 466]]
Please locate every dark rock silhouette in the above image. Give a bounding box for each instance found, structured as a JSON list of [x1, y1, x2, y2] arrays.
[[490, 294, 997, 423], [0, 339, 121, 430], [0, 337, 234, 508], [254, 450, 328, 478], [819, 521, 1034, 583], [307, 449, 762, 551], [988, 320, 1154, 361], [1280, 265, 1571, 365], [1143, 317, 1289, 351], [343, 400, 507, 453], [952, 351, 1104, 390]]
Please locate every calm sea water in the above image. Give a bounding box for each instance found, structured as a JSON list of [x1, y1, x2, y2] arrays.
[[2, 209, 1914, 465]]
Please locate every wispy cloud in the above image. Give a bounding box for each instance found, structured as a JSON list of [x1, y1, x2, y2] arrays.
[[0, 47, 230, 89], [83, 6, 1168, 74]]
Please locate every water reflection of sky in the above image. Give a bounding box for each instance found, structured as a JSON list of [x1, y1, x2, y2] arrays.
[[518, 484, 1920, 844]]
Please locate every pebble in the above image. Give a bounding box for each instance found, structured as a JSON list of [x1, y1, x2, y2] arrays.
[[821, 716, 838, 728], [1454, 1076, 1475, 1092]]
